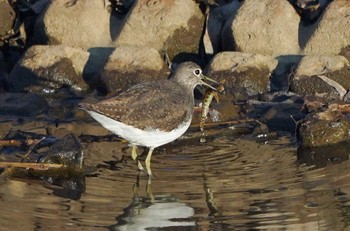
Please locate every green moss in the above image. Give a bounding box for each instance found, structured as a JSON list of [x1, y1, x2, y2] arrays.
[[164, 15, 204, 60], [210, 67, 270, 94], [36, 57, 84, 90], [290, 75, 340, 100], [300, 119, 350, 147], [327, 66, 350, 90], [100, 68, 168, 95]]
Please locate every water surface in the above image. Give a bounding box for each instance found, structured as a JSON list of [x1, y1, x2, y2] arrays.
[[0, 128, 350, 231]]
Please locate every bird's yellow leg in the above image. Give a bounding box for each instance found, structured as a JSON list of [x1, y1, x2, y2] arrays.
[[131, 145, 137, 160], [131, 145, 144, 171], [145, 148, 154, 177]]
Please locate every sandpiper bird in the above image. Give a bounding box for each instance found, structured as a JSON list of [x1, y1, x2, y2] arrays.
[[78, 62, 218, 176]]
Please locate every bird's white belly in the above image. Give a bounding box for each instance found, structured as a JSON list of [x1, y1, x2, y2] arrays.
[[87, 111, 191, 148]]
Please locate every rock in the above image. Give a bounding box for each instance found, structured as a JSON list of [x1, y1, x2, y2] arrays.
[[206, 52, 278, 97], [34, 0, 121, 49], [299, 110, 350, 148], [298, 141, 350, 168], [39, 133, 84, 167], [0, 93, 48, 116], [290, 55, 350, 101], [0, 0, 15, 44], [295, 55, 349, 76], [30, 132, 85, 200], [221, 0, 300, 56], [203, 0, 240, 56], [99, 46, 168, 95], [8, 45, 91, 93], [114, 0, 204, 60], [303, 0, 350, 55]]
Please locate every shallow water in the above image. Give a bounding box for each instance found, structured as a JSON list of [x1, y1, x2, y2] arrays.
[[0, 127, 350, 231]]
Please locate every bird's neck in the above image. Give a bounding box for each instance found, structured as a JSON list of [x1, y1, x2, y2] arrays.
[[171, 77, 197, 94]]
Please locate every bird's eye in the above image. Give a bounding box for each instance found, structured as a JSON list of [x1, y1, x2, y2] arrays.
[[194, 69, 201, 76]]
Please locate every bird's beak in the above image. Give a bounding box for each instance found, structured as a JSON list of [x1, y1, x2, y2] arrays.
[[200, 74, 224, 94]]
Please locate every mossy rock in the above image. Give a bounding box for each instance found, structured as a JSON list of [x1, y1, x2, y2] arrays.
[[299, 118, 350, 148]]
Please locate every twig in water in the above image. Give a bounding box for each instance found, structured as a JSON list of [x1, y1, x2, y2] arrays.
[[0, 162, 63, 170], [20, 137, 46, 162]]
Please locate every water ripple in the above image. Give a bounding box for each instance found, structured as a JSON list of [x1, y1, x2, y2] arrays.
[[1, 135, 350, 230]]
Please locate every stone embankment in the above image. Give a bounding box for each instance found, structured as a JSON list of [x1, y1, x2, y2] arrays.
[[1, 0, 350, 152]]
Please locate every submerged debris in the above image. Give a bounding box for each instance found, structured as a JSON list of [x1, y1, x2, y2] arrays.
[[0, 132, 86, 199]]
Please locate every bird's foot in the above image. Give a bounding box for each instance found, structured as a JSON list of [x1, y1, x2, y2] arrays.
[[146, 168, 153, 178], [132, 146, 145, 171], [137, 161, 144, 171]]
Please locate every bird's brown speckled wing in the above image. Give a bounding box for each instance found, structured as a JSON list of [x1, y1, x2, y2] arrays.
[[85, 81, 194, 131]]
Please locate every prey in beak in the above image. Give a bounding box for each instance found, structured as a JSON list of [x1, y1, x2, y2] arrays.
[[199, 73, 225, 95]]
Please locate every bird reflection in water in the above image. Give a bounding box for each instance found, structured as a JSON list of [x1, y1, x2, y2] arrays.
[[109, 173, 195, 230]]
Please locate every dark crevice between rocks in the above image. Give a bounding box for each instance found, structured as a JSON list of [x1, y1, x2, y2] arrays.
[[289, 0, 332, 23], [298, 17, 320, 49], [32, 3, 51, 45], [199, 3, 211, 65], [295, 0, 333, 49], [108, 0, 136, 40], [108, 0, 136, 44], [288, 0, 332, 49], [83, 47, 115, 92], [245, 92, 306, 133], [171, 52, 203, 70], [220, 3, 241, 52], [271, 55, 303, 92], [1, 0, 50, 72], [5, 65, 38, 92]]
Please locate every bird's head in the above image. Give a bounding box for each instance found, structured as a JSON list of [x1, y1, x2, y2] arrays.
[[171, 62, 221, 92]]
